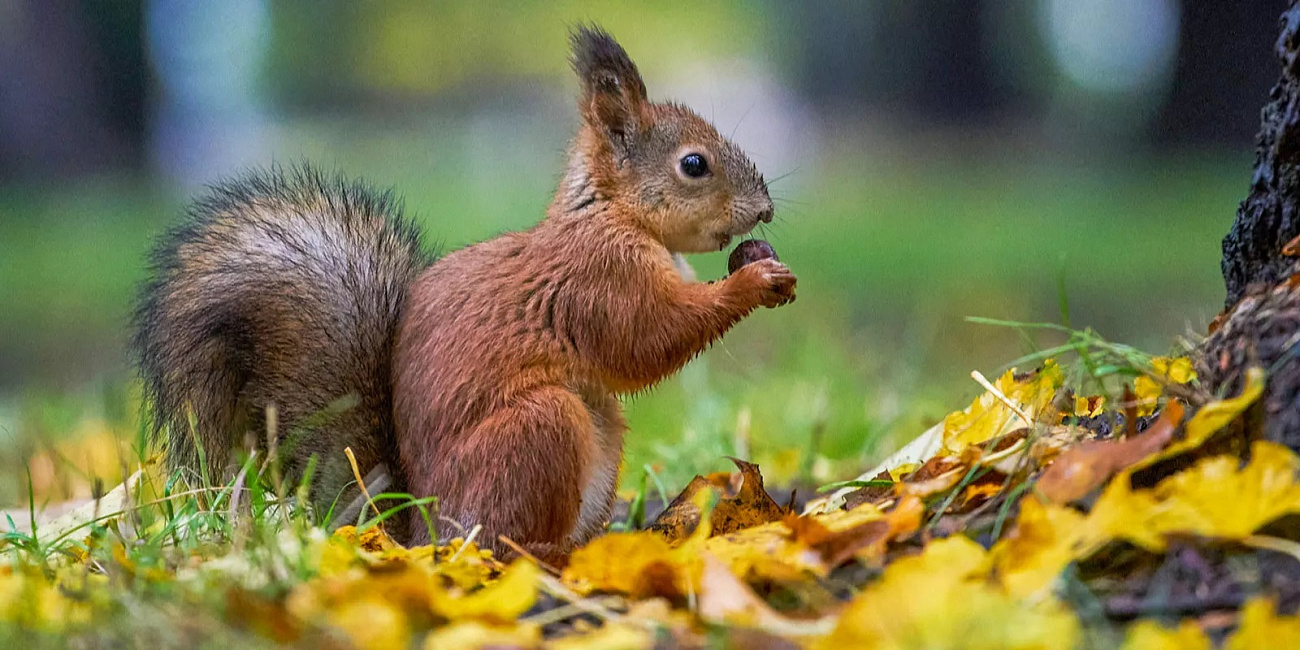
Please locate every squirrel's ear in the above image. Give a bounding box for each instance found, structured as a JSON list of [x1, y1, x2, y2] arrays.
[[570, 25, 647, 142]]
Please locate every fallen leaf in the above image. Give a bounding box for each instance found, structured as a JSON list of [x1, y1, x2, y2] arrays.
[[1225, 598, 1300, 650], [0, 566, 98, 633], [1130, 367, 1264, 471], [942, 361, 1063, 454], [421, 620, 540, 650], [814, 536, 1080, 650], [1121, 619, 1211, 650], [562, 532, 691, 599], [1066, 441, 1300, 556], [648, 458, 786, 543], [784, 512, 888, 569], [1133, 357, 1197, 417], [697, 553, 831, 637], [1147, 440, 1300, 541], [329, 597, 411, 650], [548, 623, 654, 650], [431, 559, 539, 623], [1074, 395, 1106, 417], [987, 496, 1086, 598], [959, 482, 1004, 510], [897, 456, 966, 498], [1036, 401, 1184, 504]]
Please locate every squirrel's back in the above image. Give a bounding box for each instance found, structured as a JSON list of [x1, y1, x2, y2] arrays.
[[133, 165, 432, 510]]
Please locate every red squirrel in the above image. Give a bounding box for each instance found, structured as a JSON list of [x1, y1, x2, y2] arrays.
[[133, 26, 795, 560]]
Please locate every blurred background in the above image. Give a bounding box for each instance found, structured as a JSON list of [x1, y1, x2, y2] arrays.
[[0, 0, 1285, 506]]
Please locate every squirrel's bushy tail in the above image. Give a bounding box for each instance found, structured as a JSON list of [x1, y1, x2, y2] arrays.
[[132, 165, 432, 511]]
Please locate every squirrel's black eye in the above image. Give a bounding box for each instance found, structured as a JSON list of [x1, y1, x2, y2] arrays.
[[679, 153, 709, 178]]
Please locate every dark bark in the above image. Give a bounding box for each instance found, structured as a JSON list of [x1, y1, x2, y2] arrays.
[[1206, 1, 1300, 451], [1222, 2, 1300, 307]]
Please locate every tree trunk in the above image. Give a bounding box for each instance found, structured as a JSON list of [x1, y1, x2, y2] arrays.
[[1222, 2, 1300, 307], [1203, 1, 1300, 450]]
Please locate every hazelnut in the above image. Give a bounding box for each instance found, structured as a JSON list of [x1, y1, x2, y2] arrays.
[[728, 239, 778, 275]]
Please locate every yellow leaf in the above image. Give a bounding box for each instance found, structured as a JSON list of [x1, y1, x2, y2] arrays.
[[331, 597, 410, 650], [1073, 395, 1105, 417], [1077, 473, 1167, 554], [705, 521, 824, 581], [422, 620, 541, 650], [1225, 598, 1300, 650], [1132, 376, 1162, 417], [815, 536, 1079, 650], [888, 463, 919, 481], [548, 623, 654, 650], [1121, 620, 1211, 650], [431, 559, 539, 622], [0, 567, 96, 632], [563, 532, 694, 598], [1131, 367, 1265, 470], [988, 497, 1086, 598], [942, 361, 1063, 454], [1148, 440, 1300, 542], [1068, 441, 1300, 558], [1152, 357, 1196, 384], [433, 540, 495, 590]]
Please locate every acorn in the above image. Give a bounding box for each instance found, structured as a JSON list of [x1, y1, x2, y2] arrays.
[[728, 239, 778, 275]]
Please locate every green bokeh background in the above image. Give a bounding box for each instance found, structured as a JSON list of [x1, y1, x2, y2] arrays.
[[0, 0, 1261, 504]]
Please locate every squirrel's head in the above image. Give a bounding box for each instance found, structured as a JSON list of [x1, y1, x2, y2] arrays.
[[567, 26, 773, 254]]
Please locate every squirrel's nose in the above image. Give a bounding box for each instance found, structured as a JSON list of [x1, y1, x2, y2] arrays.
[[757, 207, 774, 223]]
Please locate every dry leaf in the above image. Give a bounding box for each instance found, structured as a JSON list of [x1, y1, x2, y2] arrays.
[[430, 559, 539, 623], [1120, 620, 1211, 650], [1036, 401, 1184, 504], [422, 620, 540, 650], [1225, 598, 1300, 649], [987, 496, 1087, 598], [697, 553, 830, 637], [1130, 367, 1264, 471], [548, 623, 654, 650], [942, 361, 1063, 454], [1146, 440, 1300, 542], [562, 532, 691, 598], [815, 536, 1080, 650], [648, 458, 785, 543]]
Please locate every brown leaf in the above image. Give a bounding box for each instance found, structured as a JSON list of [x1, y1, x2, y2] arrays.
[[785, 495, 925, 567], [225, 588, 304, 643], [1036, 400, 1184, 504], [784, 513, 888, 568], [649, 458, 786, 543], [697, 553, 833, 638], [843, 471, 894, 510]]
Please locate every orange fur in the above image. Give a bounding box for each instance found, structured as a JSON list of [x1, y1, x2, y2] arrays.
[[391, 27, 794, 555]]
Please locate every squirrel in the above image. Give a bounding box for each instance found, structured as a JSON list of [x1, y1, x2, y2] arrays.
[[132, 26, 795, 560]]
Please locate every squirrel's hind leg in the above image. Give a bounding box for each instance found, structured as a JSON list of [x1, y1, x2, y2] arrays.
[[412, 386, 596, 559]]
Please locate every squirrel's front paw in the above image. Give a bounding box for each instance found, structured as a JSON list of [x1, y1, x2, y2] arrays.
[[733, 258, 797, 308]]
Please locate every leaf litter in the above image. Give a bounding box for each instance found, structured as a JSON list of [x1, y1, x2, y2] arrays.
[[4, 343, 1300, 648]]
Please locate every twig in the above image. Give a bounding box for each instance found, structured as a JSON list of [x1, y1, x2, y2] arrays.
[[1245, 534, 1300, 563], [496, 535, 561, 576], [519, 597, 625, 626], [449, 524, 483, 562], [971, 370, 1035, 429], [536, 573, 634, 626]]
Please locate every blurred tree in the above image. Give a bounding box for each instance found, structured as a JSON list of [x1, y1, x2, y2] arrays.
[[1154, 0, 1283, 147], [784, 0, 1022, 121], [0, 0, 146, 182], [1222, 2, 1300, 305]]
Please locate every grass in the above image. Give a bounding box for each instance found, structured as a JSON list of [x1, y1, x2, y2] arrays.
[[0, 130, 1247, 504], [0, 318, 1200, 645]]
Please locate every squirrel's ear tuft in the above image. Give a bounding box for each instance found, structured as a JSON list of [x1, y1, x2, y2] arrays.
[[570, 25, 646, 140]]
